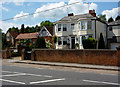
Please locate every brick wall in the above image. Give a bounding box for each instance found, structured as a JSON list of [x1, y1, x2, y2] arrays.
[[2, 49, 11, 59], [31, 49, 120, 66]]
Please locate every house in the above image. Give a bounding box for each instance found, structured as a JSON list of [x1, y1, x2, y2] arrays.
[[54, 10, 107, 49], [15, 32, 38, 48], [38, 26, 54, 43], [15, 26, 54, 48], [6, 28, 19, 47], [107, 20, 120, 50]]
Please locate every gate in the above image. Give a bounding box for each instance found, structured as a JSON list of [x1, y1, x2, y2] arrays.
[[25, 51, 31, 60]]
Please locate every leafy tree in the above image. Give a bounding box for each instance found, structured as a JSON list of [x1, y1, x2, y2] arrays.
[[98, 14, 106, 21], [115, 15, 120, 21], [21, 24, 25, 33], [98, 33, 105, 49], [35, 37, 46, 48], [25, 26, 29, 33], [108, 17, 114, 23], [82, 38, 97, 49], [40, 20, 53, 29]]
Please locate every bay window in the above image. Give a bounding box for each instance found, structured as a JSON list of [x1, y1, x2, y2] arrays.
[[58, 37, 62, 45], [63, 37, 67, 45], [80, 21, 92, 30]]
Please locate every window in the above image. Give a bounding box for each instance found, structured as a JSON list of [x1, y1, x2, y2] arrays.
[[42, 29, 47, 36], [63, 37, 67, 45], [63, 24, 67, 31], [87, 21, 92, 29], [58, 37, 62, 45], [109, 26, 112, 31], [71, 23, 75, 31], [81, 21, 86, 30], [58, 24, 62, 31]]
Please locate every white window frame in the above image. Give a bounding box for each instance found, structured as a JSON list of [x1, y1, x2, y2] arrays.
[[81, 21, 87, 30], [58, 24, 62, 32], [63, 24, 67, 31], [71, 23, 75, 31]]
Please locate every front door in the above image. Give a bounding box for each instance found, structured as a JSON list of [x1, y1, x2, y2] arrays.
[[71, 37, 75, 49]]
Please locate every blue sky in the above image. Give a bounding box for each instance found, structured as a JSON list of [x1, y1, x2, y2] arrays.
[[1, 0, 119, 32]]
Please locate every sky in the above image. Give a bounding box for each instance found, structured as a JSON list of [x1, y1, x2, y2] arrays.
[[0, 0, 119, 33]]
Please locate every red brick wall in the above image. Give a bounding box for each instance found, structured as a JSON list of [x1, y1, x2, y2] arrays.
[[31, 49, 120, 66], [2, 49, 11, 59]]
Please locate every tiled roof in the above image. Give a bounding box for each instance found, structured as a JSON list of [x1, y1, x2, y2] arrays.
[[7, 29, 19, 38], [16, 32, 38, 39], [55, 13, 95, 23]]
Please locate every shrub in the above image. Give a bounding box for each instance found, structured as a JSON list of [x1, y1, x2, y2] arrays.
[[46, 40, 52, 49], [35, 37, 46, 48], [52, 35, 57, 43], [82, 38, 97, 49], [11, 52, 21, 57], [98, 33, 105, 49]]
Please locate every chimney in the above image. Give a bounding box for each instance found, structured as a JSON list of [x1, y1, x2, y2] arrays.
[[89, 9, 96, 17], [68, 13, 74, 16]]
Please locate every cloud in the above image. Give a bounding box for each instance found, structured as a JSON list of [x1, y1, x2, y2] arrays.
[[14, 11, 29, 21], [102, 7, 120, 20], [1, 6, 8, 11], [0, 21, 21, 33], [12, 0, 25, 6], [33, 0, 98, 19]]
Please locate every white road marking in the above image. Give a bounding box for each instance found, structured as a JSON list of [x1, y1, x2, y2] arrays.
[[2, 73, 26, 77], [2, 71, 20, 73], [2, 71, 52, 78], [0, 79, 25, 84], [37, 68, 43, 69], [83, 80, 120, 85], [27, 74, 52, 78], [30, 78, 65, 84]]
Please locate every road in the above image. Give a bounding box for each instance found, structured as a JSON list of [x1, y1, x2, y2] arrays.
[[1, 64, 120, 86]]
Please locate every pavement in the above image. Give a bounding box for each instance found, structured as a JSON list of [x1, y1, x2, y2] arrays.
[[6, 57, 120, 71]]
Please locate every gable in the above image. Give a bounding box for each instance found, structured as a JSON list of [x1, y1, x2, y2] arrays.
[[38, 26, 52, 37]]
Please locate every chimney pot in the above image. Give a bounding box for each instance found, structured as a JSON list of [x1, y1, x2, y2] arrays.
[[68, 13, 74, 16]]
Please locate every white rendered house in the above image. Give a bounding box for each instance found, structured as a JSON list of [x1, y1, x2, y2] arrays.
[[54, 10, 107, 49]]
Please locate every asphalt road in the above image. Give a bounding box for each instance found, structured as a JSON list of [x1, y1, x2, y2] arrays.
[[1, 65, 120, 86]]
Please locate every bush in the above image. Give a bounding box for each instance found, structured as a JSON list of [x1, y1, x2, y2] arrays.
[[98, 33, 105, 49], [82, 38, 97, 49], [52, 36, 57, 43], [35, 37, 46, 48], [11, 52, 21, 57]]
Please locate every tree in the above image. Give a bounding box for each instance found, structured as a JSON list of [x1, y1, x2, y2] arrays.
[[35, 37, 46, 48], [21, 24, 25, 33], [115, 15, 120, 21], [25, 26, 29, 33], [98, 14, 106, 21], [40, 20, 53, 29], [82, 38, 97, 49], [108, 17, 114, 23], [98, 33, 105, 49]]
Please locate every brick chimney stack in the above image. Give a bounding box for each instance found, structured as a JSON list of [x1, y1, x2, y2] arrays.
[[68, 13, 74, 16], [89, 9, 96, 17]]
